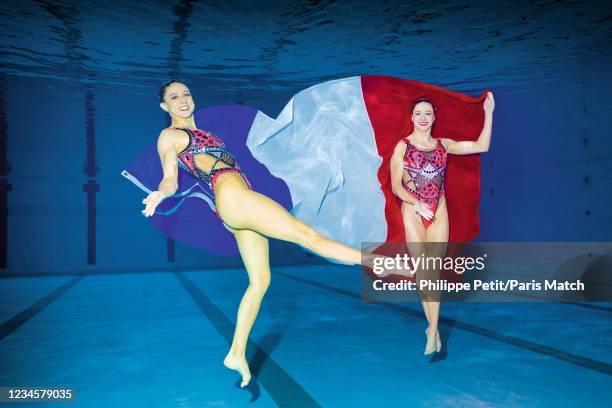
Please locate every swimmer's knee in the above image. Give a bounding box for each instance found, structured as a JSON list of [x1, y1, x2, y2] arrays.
[[424, 241, 448, 260], [250, 272, 271, 291]]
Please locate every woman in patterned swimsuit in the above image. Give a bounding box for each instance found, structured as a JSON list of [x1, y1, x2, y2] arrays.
[[389, 94, 495, 355], [142, 80, 376, 388]]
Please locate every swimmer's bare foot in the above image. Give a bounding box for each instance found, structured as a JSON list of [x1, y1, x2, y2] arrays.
[[436, 330, 441, 353], [363, 253, 412, 278], [424, 328, 437, 355], [379, 264, 413, 278], [224, 353, 251, 388], [361, 253, 379, 269]]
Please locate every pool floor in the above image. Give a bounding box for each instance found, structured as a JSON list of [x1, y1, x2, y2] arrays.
[[1, 265, 610, 407]]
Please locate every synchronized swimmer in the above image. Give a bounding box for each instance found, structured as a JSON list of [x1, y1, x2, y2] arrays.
[[389, 93, 494, 354], [140, 80, 380, 388]]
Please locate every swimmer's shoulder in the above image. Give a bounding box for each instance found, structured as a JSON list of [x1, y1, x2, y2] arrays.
[[158, 127, 190, 153], [393, 137, 409, 154]]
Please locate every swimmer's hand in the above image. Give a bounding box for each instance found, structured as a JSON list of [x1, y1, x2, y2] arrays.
[[142, 191, 167, 217], [414, 201, 435, 221], [484, 91, 495, 114]]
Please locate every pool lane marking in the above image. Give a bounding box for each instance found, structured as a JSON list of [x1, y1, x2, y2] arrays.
[[5, 270, 609, 312], [275, 271, 612, 377], [563, 302, 612, 312], [0, 276, 85, 341], [174, 272, 322, 408]]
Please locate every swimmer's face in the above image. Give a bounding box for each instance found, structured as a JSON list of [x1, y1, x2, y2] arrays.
[[412, 101, 435, 131], [160, 82, 195, 119]]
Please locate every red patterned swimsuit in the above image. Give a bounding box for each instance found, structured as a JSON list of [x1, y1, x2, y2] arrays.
[[175, 127, 251, 194], [402, 137, 447, 228]]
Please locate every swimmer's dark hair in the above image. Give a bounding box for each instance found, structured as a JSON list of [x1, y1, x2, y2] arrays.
[[159, 79, 186, 101], [412, 97, 437, 113]]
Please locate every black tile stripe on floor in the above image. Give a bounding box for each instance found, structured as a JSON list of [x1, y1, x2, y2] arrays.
[[275, 271, 612, 377], [0, 276, 85, 341], [174, 272, 322, 408]]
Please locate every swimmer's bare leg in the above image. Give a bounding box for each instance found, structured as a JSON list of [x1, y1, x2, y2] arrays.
[[222, 223, 270, 388]]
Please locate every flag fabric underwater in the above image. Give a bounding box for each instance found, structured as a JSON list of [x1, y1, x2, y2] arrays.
[[123, 76, 488, 256]]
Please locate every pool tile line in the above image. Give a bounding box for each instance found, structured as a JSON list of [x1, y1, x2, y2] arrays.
[[0, 275, 85, 342], [174, 271, 322, 408], [275, 271, 612, 377]]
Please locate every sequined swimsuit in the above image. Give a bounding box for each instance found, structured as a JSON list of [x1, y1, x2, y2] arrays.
[[175, 127, 251, 192], [402, 137, 447, 228]]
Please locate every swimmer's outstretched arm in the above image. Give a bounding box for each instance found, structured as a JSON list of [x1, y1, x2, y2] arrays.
[[441, 91, 495, 155], [142, 129, 179, 217]]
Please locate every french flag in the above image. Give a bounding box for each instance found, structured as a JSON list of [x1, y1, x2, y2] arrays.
[[123, 76, 488, 255]]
